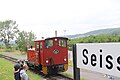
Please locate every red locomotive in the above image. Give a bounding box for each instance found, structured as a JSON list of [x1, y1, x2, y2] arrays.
[[27, 37, 68, 74]]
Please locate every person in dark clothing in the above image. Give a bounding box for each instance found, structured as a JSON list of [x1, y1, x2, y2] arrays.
[[14, 60, 23, 80]]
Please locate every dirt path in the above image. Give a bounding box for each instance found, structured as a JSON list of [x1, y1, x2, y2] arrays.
[[2, 52, 27, 60], [2, 52, 120, 80], [67, 66, 108, 80]]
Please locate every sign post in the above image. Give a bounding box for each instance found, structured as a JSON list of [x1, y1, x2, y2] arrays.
[[73, 44, 80, 80]]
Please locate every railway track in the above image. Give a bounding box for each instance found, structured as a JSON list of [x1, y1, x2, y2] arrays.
[[44, 74, 73, 80], [0, 54, 73, 80], [0, 54, 18, 63]]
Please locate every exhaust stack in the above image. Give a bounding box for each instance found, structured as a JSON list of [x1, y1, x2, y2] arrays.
[[55, 30, 57, 37]]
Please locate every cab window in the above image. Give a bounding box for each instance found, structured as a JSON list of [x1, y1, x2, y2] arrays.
[[58, 39, 66, 47], [36, 42, 39, 51], [45, 39, 53, 48], [40, 42, 42, 50]]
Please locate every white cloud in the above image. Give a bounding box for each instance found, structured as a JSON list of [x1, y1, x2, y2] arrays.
[[0, 0, 120, 39]]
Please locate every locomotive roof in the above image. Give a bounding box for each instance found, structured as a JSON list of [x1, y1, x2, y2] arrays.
[[34, 37, 68, 42], [34, 39, 44, 42], [45, 37, 68, 40]]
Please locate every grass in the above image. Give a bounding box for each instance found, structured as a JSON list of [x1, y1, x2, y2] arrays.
[[0, 58, 43, 80], [0, 49, 5, 54], [68, 60, 73, 67], [0, 48, 15, 54], [0, 58, 14, 80]]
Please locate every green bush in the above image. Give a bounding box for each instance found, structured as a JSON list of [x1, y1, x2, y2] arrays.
[[68, 34, 120, 51]]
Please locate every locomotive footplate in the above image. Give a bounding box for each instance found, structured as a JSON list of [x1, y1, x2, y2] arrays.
[[47, 64, 64, 74]]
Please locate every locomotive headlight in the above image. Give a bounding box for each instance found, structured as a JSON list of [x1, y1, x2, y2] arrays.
[[55, 38, 57, 41], [64, 58, 67, 61], [46, 60, 49, 63]]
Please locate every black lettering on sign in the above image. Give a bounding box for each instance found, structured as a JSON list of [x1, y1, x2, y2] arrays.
[[82, 49, 88, 65], [106, 55, 113, 70], [117, 56, 120, 71], [100, 49, 102, 68], [91, 54, 96, 66]]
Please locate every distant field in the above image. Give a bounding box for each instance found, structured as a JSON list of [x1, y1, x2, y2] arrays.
[[0, 58, 43, 80]]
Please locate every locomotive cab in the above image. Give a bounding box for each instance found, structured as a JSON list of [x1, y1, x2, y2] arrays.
[[27, 37, 68, 74]]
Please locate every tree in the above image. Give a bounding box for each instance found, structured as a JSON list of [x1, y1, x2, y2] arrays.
[[0, 20, 19, 47], [16, 31, 36, 52]]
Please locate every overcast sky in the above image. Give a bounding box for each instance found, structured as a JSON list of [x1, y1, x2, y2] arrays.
[[0, 0, 120, 39]]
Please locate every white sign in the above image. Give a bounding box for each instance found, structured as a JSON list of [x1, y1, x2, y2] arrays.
[[76, 43, 120, 77]]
